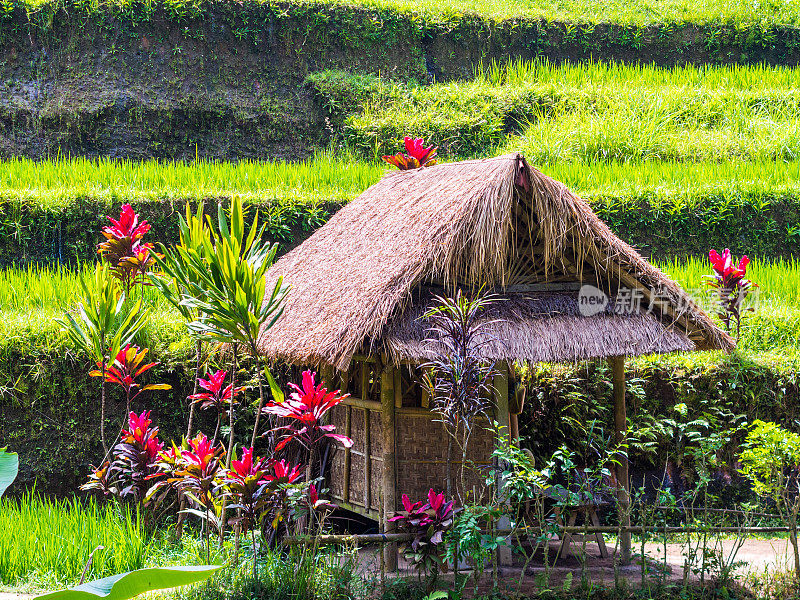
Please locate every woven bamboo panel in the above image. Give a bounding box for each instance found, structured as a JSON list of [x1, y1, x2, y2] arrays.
[[329, 401, 495, 515], [395, 412, 494, 508], [369, 410, 383, 456], [329, 446, 345, 499]]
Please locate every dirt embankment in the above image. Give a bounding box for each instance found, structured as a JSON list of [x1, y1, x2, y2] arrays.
[[2, 3, 799, 160]]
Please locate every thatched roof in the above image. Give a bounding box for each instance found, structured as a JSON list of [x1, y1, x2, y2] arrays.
[[384, 289, 695, 364], [258, 154, 734, 369]]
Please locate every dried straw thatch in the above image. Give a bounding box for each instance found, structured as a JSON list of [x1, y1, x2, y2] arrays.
[[258, 154, 733, 369], [384, 289, 695, 364]]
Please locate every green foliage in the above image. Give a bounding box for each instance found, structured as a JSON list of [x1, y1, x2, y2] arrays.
[[0, 153, 381, 208], [35, 566, 221, 600], [0, 493, 160, 587], [162, 197, 287, 348], [56, 264, 149, 365], [316, 60, 800, 163], [739, 420, 800, 502], [0, 447, 18, 498]]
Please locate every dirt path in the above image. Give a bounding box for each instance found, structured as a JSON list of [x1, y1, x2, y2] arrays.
[[0, 592, 37, 600], [2, 539, 795, 599]]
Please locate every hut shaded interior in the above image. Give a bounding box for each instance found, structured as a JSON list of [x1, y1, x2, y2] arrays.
[[258, 153, 734, 567]]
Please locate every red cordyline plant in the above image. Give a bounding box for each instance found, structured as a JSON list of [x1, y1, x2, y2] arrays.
[[263, 370, 354, 453], [98, 203, 160, 292], [89, 344, 171, 413], [221, 451, 308, 565], [382, 137, 438, 170], [705, 248, 758, 339], [81, 411, 165, 508], [389, 489, 458, 591], [175, 432, 227, 554], [188, 370, 244, 445], [220, 447, 275, 576]]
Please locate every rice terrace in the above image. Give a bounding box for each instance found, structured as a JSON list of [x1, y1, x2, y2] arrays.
[[5, 2, 800, 600]]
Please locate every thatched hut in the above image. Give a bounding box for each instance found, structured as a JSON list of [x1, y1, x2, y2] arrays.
[[258, 153, 733, 565]]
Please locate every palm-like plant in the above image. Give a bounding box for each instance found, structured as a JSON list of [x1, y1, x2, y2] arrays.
[[149, 203, 210, 439], [57, 264, 149, 453], [154, 197, 288, 457]]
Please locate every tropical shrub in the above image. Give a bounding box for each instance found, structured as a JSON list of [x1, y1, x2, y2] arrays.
[[188, 370, 244, 446], [705, 248, 758, 339], [97, 204, 159, 294], [57, 264, 149, 453], [263, 370, 353, 475], [421, 290, 497, 500], [89, 345, 171, 414], [389, 489, 457, 591], [739, 420, 800, 580], [382, 137, 438, 170]]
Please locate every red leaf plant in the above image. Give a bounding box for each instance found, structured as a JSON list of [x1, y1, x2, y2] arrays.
[[188, 370, 244, 445], [389, 489, 458, 588], [219, 449, 307, 573], [382, 137, 438, 170], [264, 459, 303, 484], [81, 410, 164, 507], [98, 203, 160, 291], [90, 344, 171, 413], [705, 248, 758, 339], [262, 370, 354, 453], [104, 203, 151, 241]]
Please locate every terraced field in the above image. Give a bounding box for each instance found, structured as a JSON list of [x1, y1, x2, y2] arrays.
[[1, 5, 800, 493]]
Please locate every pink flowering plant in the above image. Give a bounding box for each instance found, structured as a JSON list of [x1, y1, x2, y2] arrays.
[[98, 203, 160, 292], [188, 370, 245, 445], [705, 248, 758, 339], [382, 137, 438, 170], [389, 489, 458, 589], [263, 370, 354, 453]]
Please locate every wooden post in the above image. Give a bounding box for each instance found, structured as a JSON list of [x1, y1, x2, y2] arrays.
[[494, 361, 511, 437], [509, 414, 519, 443], [321, 365, 335, 392], [493, 361, 512, 567], [381, 362, 398, 572], [610, 356, 631, 565], [343, 404, 352, 503], [394, 368, 403, 409], [364, 406, 371, 510]]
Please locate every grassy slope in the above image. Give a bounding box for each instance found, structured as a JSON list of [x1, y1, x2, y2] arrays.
[[286, 0, 800, 26], [312, 61, 800, 162], [13, 0, 800, 27]]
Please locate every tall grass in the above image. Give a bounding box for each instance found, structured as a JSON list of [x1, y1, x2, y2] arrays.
[[0, 493, 155, 588], [658, 256, 800, 309], [0, 151, 385, 208], [328, 59, 800, 164], [0, 263, 170, 312], [0, 263, 169, 312]]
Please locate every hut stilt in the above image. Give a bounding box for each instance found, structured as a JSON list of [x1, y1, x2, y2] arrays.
[[381, 363, 398, 571], [610, 356, 631, 564]]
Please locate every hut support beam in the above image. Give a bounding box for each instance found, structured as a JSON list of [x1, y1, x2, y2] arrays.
[[494, 361, 513, 567], [610, 356, 631, 565], [381, 363, 398, 572]]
